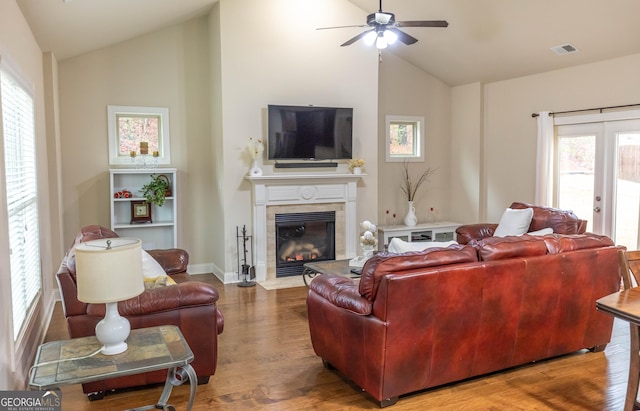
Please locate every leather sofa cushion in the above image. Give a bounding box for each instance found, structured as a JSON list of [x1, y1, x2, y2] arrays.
[[309, 274, 372, 315], [359, 245, 478, 302], [510, 201, 584, 234], [471, 235, 548, 261], [543, 233, 615, 254]]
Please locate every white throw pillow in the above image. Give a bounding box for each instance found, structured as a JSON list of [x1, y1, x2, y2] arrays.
[[493, 208, 534, 237], [527, 227, 553, 236], [141, 249, 167, 278], [388, 237, 458, 253]]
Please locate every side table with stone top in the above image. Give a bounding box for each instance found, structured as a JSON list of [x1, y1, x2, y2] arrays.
[[29, 325, 197, 411]]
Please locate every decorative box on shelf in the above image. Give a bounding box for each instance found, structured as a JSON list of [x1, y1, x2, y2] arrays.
[[377, 221, 461, 252]]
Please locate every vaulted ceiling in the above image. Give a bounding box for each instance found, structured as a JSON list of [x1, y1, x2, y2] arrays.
[[17, 0, 640, 86]]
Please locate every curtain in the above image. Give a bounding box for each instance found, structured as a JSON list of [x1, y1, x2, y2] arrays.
[[535, 111, 554, 206]]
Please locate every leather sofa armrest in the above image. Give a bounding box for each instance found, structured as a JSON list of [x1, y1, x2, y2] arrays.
[[456, 223, 498, 245], [308, 274, 372, 315], [86, 282, 219, 317], [147, 248, 189, 275], [56, 269, 87, 317]]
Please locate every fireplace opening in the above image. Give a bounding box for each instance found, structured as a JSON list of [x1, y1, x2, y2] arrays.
[[275, 211, 335, 277]]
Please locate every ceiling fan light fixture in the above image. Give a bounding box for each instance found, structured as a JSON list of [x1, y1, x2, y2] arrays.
[[363, 31, 378, 46], [376, 34, 388, 49], [383, 29, 398, 45]]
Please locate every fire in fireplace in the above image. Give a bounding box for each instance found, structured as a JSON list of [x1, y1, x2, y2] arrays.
[[275, 211, 336, 277]]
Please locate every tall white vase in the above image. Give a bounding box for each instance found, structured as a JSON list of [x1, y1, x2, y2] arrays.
[[404, 201, 417, 226], [249, 159, 263, 176]]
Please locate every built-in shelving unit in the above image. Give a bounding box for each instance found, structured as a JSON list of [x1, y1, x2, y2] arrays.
[[109, 168, 177, 249]]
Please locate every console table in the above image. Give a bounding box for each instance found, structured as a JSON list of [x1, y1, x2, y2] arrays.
[[29, 325, 197, 410], [377, 221, 461, 251]]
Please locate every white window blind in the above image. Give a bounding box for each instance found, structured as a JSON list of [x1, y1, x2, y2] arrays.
[[0, 67, 41, 340]]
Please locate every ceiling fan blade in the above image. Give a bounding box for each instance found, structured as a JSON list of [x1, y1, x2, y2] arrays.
[[396, 20, 449, 28], [340, 30, 374, 47], [317, 24, 367, 30], [387, 28, 419, 45]]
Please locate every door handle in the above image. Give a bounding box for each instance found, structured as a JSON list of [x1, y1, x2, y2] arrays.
[[594, 207, 601, 213]]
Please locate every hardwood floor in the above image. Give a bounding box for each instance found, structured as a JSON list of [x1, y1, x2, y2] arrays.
[[45, 274, 632, 410]]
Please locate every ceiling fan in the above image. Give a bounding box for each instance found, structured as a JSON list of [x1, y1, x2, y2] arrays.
[[317, 0, 449, 49]]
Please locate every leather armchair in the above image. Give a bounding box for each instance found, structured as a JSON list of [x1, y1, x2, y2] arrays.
[[456, 201, 587, 244], [56, 225, 224, 399]]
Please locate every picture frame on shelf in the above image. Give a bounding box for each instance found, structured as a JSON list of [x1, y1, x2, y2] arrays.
[[130, 200, 152, 224]]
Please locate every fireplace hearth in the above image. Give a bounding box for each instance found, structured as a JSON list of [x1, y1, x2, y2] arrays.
[[275, 211, 335, 277]]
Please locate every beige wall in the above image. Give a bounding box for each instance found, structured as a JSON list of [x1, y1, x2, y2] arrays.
[[217, 0, 379, 277], [58, 16, 213, 267], [461, 53, 640, 223], [208, 4, 225, 275], [58, 0, 379, 279], [378, 52, 451, 225], [0, 0, 57, 390], [450, 82, 482, 223]]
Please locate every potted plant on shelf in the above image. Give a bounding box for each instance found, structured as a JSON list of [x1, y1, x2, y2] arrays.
[[140, 174, 170, 207], [348, 158, 365, 174]]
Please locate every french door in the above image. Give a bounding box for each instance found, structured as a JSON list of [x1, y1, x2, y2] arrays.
[[557, 119, 640, 248]]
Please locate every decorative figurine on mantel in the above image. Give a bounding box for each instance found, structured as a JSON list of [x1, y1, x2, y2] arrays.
[[248, 137, 264, 176]]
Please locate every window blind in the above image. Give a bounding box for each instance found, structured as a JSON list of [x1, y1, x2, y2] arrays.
[[0, 67, 41, 340]]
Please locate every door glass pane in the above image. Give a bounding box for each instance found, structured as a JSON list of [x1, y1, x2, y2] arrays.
[[615, 133, 640, 249], [558, 135, 595, 231]]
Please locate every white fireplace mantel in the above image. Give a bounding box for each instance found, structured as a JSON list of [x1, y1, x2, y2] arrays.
[[246, 173, 364, 282]]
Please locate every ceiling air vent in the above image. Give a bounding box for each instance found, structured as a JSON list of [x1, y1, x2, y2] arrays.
[[550, 44, 578, 55]]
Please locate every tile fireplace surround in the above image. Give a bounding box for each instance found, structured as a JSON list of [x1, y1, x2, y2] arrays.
[[246, 173, 364, 282]]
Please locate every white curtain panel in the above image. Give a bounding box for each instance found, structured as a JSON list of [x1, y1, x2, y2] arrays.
[[535, 111, 554, 206]]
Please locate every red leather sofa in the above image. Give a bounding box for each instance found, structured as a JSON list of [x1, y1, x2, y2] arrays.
[[455, 201, 587, 244], [56, 225, 224, 399], [307, 232, 621, 407]]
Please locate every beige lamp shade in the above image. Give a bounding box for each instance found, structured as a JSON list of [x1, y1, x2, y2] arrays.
[[75, 238, 144, 304]]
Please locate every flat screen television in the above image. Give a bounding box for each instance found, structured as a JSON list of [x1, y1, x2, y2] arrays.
[[267, 105, 353, 160]]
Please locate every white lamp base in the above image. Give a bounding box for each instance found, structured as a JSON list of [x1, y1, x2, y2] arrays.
[[95, 301, 131, 355]]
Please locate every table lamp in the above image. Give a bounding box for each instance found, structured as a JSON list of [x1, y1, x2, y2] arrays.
[[75, 237, 144, 355]]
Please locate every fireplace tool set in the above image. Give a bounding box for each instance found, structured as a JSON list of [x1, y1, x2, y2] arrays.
[[236, 225, 256, 287]]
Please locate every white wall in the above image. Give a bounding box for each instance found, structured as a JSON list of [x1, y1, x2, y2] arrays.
[[378, 52, 451, 225], [0, 0, 57, 390], [217, 0, 379, 277]]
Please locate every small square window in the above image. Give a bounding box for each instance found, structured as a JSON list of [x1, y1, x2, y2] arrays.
[[108, 105, 171, 166], [385, 115, 424, 162]]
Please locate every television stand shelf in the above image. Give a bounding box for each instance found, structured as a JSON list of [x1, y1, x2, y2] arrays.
[[377, 221, 461, 252]]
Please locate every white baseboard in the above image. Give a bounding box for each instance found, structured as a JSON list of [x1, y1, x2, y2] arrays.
[[187, 262, 214, 275], [189, 261, 239, 284]]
